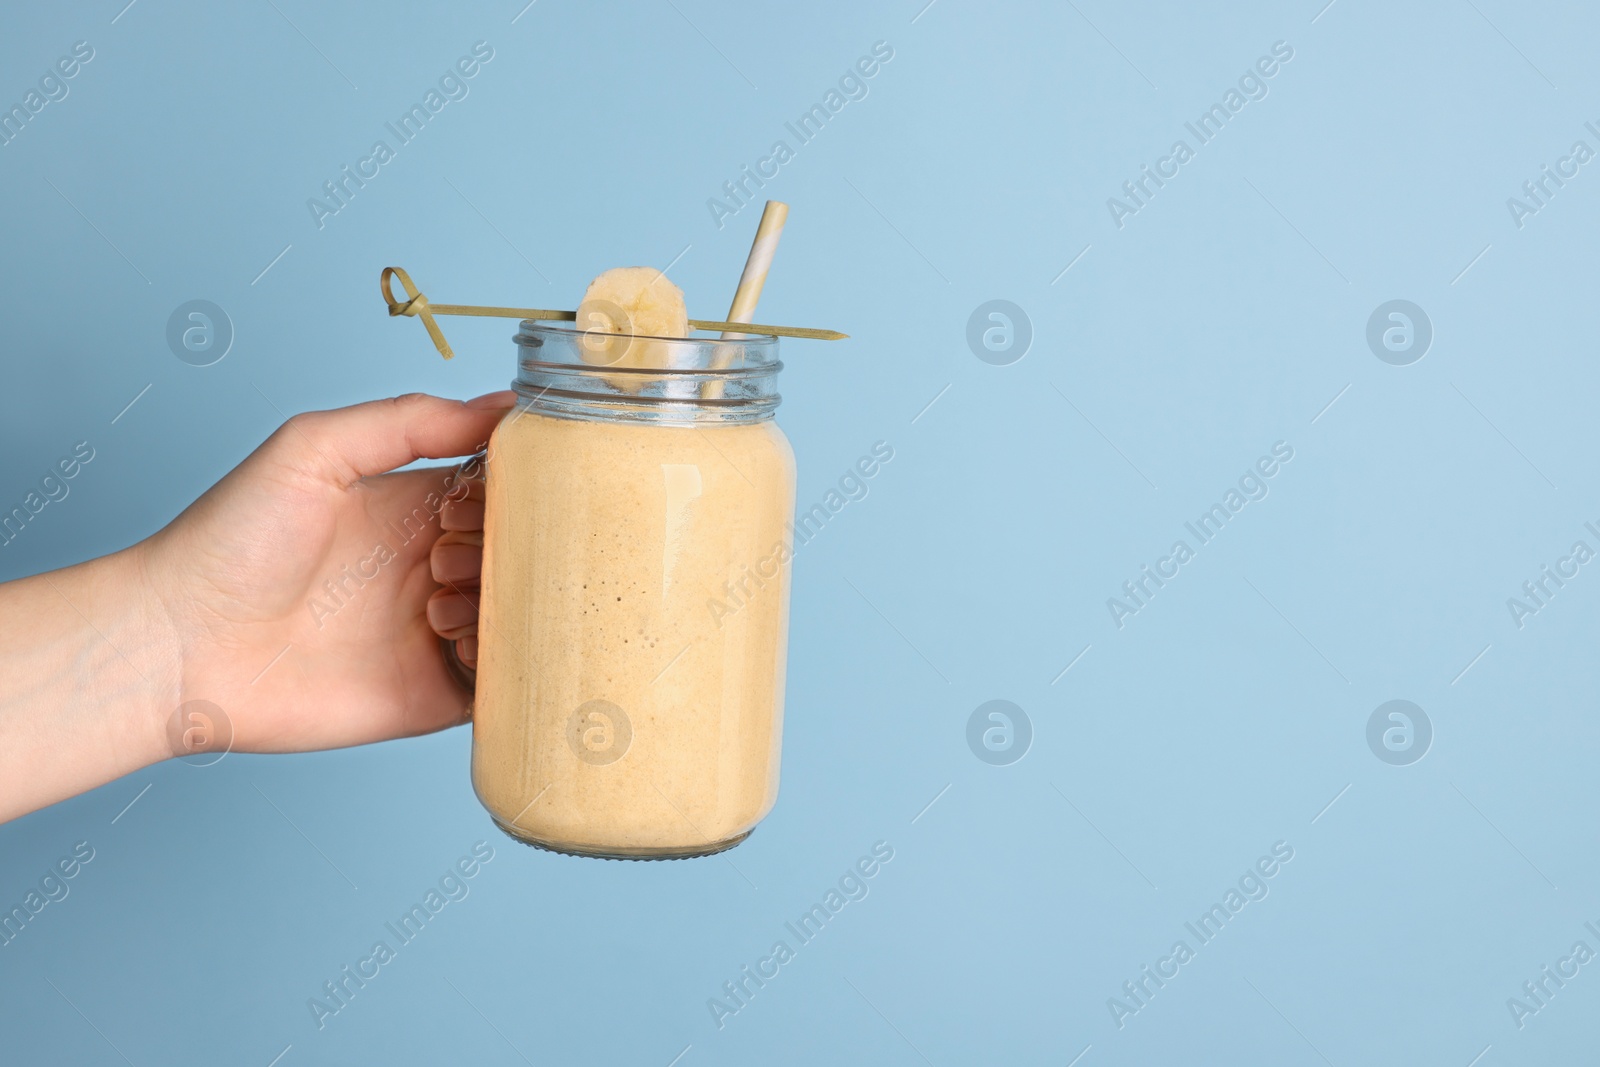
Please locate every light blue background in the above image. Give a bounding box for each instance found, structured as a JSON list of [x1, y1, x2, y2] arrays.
[[3, 1, 1599, 1063]]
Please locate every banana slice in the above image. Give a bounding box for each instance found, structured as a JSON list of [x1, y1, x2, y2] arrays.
[[575, 267, 689, 376]]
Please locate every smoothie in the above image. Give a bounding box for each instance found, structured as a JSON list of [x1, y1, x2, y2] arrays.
[[471, 406, 796, 857]]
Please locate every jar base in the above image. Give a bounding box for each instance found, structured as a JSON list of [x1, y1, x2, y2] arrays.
[[490, 817, 753, 860]]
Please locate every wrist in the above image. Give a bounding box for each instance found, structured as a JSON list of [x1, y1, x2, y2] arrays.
[[0, 542, 182, 822], [104, 540, 187, 768], [50, 543, 186, 779]]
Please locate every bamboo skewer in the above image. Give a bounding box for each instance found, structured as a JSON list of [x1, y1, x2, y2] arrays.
[[381, 264, 845, 361]]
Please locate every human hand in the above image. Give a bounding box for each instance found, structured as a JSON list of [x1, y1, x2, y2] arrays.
[[0, 391, 520, 821], [140, 391, 513, 753]]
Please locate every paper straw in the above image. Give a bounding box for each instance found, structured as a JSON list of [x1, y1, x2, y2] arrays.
[[708, 201, 789, 398], [725, 200, 789, 329]]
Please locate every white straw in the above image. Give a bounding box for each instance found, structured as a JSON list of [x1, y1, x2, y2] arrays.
[[708, 201, 789, 398], [725, 201, 789, 327]]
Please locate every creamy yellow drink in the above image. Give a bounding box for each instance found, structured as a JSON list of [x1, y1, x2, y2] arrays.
[[469, 268, 796, 858], [472, 411, 794, 856]]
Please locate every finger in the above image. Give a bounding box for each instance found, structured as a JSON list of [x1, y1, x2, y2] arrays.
[[441, 452, 487, 529], [427, 586, 479, 640], [280, 392, 516, 486], [440, 483, 485, 531], [431, 532, 483, 585], [457, 635, 478, 670]]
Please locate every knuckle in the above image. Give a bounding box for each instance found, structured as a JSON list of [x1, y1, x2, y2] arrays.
[[270, 411, 323, 451], [391, 392, 434, 412]]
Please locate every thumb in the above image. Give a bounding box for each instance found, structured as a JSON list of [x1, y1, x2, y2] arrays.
[[277, 391, 516, 485]]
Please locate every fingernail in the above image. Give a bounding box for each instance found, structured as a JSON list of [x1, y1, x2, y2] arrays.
[[432, 542, 483, 584], [466, 390, 517, 410], [428, 591, 478, 633], [440, 498, 486, 531]]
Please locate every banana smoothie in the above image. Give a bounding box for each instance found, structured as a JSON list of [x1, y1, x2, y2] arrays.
[[469, 268, 797, 858]]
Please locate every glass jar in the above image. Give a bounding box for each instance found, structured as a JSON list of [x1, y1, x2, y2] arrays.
[[470, 323, 796, 859]]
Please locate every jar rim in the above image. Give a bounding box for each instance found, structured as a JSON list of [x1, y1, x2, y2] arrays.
[[518, 360, 782, 380], [511, 320, 782, 425]]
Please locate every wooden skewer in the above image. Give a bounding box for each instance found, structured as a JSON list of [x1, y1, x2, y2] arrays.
[[381, 265, 846, 360], [431, 302, 845, 339]]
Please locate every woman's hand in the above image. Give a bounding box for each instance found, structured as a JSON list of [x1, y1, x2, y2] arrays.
[[0, 391, 513, 822]]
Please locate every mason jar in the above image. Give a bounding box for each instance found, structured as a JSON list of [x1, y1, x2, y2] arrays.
[[470, 322, 796, 859]]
